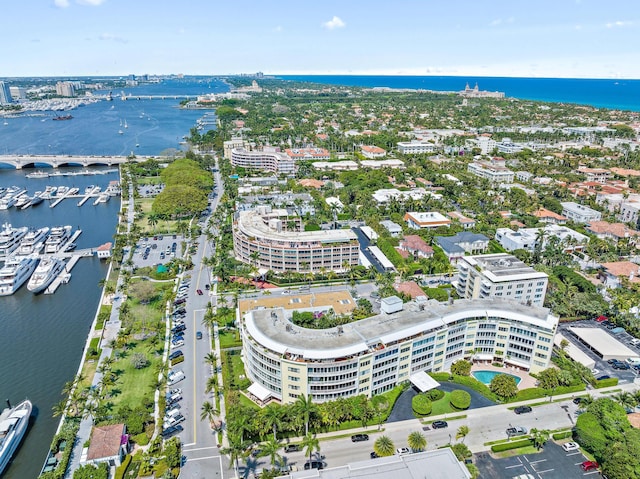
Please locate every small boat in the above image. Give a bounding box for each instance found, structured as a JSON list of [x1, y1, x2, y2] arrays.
[[124, 119, 128, 129], [28, 257, 66, 293], [52, 115, 73, 121], [63, 243, 76, 252], [118, 129, 123, 135], [0, 399, 33, 476], [0, 256, 39, 296], [25, 170, 49, 179]]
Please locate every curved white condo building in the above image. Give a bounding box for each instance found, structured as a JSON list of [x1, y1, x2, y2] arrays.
[[241, 298, 558, 404], [233, 208, 360, 273], [231, 148, 295, 175]]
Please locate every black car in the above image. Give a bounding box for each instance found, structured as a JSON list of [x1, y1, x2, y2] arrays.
[[174, 298, 186, 305], [351, 434, 369, 442], [172, 324, 186, 333], [284, 444, 300, 453], [169, 350, 183, 360], [573, 397, 586, 405], [161, 425, 183, 438], [596, 375, 611, 380], [370, 451, 379, 459], [514, 406, 532, 414], [304, 461, 324, 470], [431, 420, 448, 429]]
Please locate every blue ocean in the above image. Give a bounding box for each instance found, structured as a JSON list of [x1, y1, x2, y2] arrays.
[[278, 75, 640, 112]]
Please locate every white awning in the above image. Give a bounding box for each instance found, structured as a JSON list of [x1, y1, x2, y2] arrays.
[[247, 382, 273, 402], [410, 372, 441, 392], [473, 353, 494, 361], [504, 357, 531, 370]]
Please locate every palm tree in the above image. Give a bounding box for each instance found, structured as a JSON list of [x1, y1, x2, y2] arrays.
[[530, 428, 550, 450], [301, 432, 320, 465], [373, 435, 395, 457], [456, 425, 470, 443], [205, 375, 218, 394], [259, 437, 283, 468], [613, 391, 637, 411], [51, 399, 67, 418], [147, 213, 160, 232], [407, 431, 427, 452], [294, 394, 317, 436], [260, 404, 283, 440], [204, 352, 218, 370], [200, 400, 220, 426], [221, 434, 249, 479]]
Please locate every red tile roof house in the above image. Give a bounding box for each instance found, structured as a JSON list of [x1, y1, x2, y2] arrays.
[[399, 235, 434, 259], [447, 211, 476, 229], [360, 145, 387, 158], [83, 424, 129, 468], [532, 208, 567, 225], [586, 221, 640, 243], [394, 280, 427, 299], [599, 261, 640, 288]]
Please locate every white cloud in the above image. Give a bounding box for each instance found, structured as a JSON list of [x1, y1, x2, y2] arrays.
[[54, 0, 70, 7], [99, 33, 127, 43], [273, 25, 283, 33], [605, 20, 632, 28], [77, 0, 106, 5], [322, 16, 345, 30]]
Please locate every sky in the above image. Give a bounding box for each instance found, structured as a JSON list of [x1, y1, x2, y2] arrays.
[[2, 0, 640, 79]]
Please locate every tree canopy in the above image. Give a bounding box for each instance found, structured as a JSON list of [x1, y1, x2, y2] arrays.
[[152, 184, 209, 218]]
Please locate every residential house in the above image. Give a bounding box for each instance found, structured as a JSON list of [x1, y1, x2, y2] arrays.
[[495, 225, 588, 253], [361, 145, 387, 158], [577, 167, 610, 183], [404, 212, 451, 230], [619, 201, 640, 226], [560, 202, 602, 223], [435, 232, 490, 263], [83, 424, 129, 467], [399, 235, 434, 259], [447, 211, 476, 229], [380, 220, 403, 237], [532, 208, 567, 224], [599, 261, 640, 288], [586, 221, 640, 243]]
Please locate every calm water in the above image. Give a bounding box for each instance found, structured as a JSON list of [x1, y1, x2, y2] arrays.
[[0, 77, 227, 479], [278, 75, 640, 112]]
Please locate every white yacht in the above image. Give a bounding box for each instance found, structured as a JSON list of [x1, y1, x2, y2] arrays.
[[0, 399, 32, 476], [0, 224, 29, 260], [0, 256, 39, 296], [16, 227, 49, 256], [44, 226, 72, 254], [28, 257, 66, 293]]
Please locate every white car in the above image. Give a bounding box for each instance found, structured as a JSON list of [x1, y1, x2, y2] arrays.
[[562, 442, 580, 452], [171, 340, 184, 349], [396, 447, 410, 455]]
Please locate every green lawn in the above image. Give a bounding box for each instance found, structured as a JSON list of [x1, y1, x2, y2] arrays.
[[139, 176, 163, 185], [429, 392, 458, 416], [110, 341, 161, 409], [218, 329, 242, 349]]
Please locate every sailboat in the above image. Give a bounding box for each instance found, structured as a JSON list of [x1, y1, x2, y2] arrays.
[[124, 119, 128, 129]]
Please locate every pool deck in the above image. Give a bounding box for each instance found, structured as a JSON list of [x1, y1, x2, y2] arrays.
[[470, 362, 538, 390]]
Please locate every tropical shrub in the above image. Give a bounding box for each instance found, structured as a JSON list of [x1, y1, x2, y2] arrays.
[[450, 390, 471, 410], [412, 394, 432, 416]]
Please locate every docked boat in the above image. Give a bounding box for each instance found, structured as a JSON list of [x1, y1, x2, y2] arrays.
[[13, 195, 30, 209], [0, 224, 29, 261], [0, 256, 39, 296], [44, 226, 72, 254], [16, 227, 49, 256], [93, 192, 110, 205], [23, 194, 45, 209], [0, 399, 32, 476], [41, 186, 57, 199], [0, 190, 26, 210], [63, 242, 76, 252], [28, 257, 66, 293]]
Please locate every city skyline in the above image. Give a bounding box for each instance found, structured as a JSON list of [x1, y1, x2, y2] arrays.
[[2, 0, 639, 79]]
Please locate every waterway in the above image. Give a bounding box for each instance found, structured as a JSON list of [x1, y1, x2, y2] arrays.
[[0, 77, 227, 479]]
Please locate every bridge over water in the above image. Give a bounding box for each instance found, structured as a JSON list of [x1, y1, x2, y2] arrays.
[[0, 155, 145, 169]]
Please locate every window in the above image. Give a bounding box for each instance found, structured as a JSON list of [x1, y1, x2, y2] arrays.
[[288, 367, 300, 373]]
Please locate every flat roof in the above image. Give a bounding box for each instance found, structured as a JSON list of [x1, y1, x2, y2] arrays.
[[410, 372, 441, 392], [286, 449, 470, 479], [554, 333, 596, 369], [245, 298, 557, 360], [464, 254, 548, 282], [568, 327, 636, 360]]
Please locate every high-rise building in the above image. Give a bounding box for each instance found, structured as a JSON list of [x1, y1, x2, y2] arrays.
[[456, 253, 548, 307], [9, 86, 27, 100], [0, 81, 12, 105], [55, 81, 76, 97]]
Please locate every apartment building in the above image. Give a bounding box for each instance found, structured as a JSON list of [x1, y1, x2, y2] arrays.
[[404, 211, 451, 229], [467, 161, 514, 183], [456, 254, 548, 307], [223, 138, 249, 159], [495, 225, 588, 253], [397, 140, 437, 154], [231, 147, 295, 175], [233, 207, 359, 273], [241, 298, 558, 404]]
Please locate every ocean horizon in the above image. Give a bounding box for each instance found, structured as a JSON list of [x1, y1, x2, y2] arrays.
[[277, 74, 640, 112]]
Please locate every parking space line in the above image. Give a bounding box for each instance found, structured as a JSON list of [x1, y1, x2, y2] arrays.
[[536, 468, 554, 474], [505, 464, 526, 469], [528, 459, 547, 465], [185, 455, 222, 461], [184, 446, 219, 452]]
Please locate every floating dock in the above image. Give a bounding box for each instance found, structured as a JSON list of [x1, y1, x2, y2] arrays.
[[45, 256, 80, 294]]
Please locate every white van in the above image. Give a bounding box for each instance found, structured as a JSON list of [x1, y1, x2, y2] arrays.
[[626, 357, 640, 365]]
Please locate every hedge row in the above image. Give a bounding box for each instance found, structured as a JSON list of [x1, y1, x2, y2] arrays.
[[491, 438, 533, 452], [509, 384, 586, 403], [115, 455, 132, 479], [594, 377, 618, 389], [552, 430, 573, 440], [430, 373, 499, 402], [412, 394, 433, 415]]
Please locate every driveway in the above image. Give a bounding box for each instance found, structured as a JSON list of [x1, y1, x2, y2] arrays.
[[386, 382, 497, 423]]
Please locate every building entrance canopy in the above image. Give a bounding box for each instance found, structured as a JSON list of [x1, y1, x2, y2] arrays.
[[410, 371, 441, 392]]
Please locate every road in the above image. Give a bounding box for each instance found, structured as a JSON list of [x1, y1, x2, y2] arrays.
[[177, 160, 232, 478]]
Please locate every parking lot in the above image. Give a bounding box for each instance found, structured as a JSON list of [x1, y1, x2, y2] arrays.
[[132, 234, 183, 269], [474, 442, 600, 479], [558, 319, 640, 383]]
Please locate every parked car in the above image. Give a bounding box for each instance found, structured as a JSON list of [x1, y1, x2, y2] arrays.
[[562, 442, 580, 452], [284, 444, 300, 453], [196, 331, 203, 340], [161, 425, 183, 438], [169, 350, 184, 360], [370, 451, 379, 459], [396, 447, 410, 455], [172, 324, 186, 333], [197, 289, 203, 295], [171, 340, 184, 349], [573, 397, 587, 405], [351, 434, 369, 442], [431, 420, 448, 429], [304, 461, 324, 470], [580, 461, 599, 471], [506, 426, 527, 437], [174, 298, 186, 305], [514, 406, 532, 414], [596, 375, 611, 381]]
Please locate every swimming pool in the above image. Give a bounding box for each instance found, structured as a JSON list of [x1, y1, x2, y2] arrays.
[[472, 370, 521, 386]]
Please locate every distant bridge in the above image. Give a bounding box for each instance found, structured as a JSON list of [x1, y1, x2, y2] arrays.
[[0, 155, 136, 169]]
